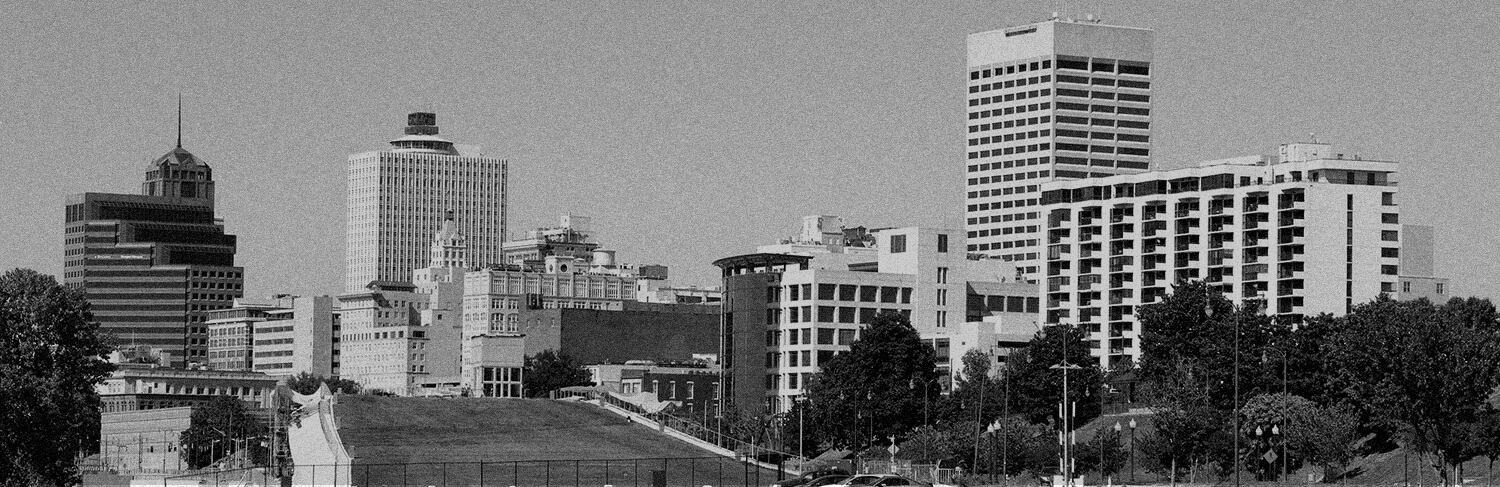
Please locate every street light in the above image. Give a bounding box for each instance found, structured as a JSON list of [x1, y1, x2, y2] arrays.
[[1205, 299, 1242, 487], [1112, 421, 1123, 486], [1128, 418, 1137, 483], [908, 377, 940, 428]]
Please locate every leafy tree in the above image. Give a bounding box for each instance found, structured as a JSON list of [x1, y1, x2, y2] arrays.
[[522, 349, 592, 398], [283, 372, 362, 395], [1240, 392, 1359, 481], [1465, 406, 1500, 486], [903, 423, 970, 464], [1136, 363, 1231, 482], [931, 349, 1003, 429], [0, 268, 115, 486], [1075, 427, 1126, 481], [179, 396, 269, 470], [1325, 296, 1500, 485], [1137, 281, 1286, 413], [804, 312, 938, 450], [1000, 324, 1104, 425], [983, 415, 1059, 477]]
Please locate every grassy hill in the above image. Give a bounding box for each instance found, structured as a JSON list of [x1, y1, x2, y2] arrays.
[[331, 396, 783, 486]]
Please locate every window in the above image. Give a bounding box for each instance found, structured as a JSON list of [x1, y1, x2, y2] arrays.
[[1382, 192, 1396, 206], [937, 267, 950, 284], [937, 289, 948, 306], [1382, 213, 1400, 224], [1381, 230, 1399, 242], [1437, 283, 1446, 295], [818, 284, 836, 300], [890, 235, 907, 253], [818, 306, 836, 322], [1402, 282, 1412, 293], [937, 234, 949, 252], [1381, 265, 1399, 276], [1382, 248, 1400, 258], [686, 382, 694, 399], [817, 328, 835, 344], [837, 329, 857, 345]]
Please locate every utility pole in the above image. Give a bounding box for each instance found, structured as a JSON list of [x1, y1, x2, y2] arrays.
[[1051, 325, 1083, 487]]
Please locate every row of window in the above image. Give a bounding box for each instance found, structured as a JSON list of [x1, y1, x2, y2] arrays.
[[969, 184, 1039, 199], [969, 59, 1052, 81], [1055, 89, 1150, 103], [968, 129, 1050, 147], [969, 75, 1051, 94], [1056, 130, 1151, 143], [1055, 144, 1152, 156], [967, 156, 1052, 174], [770, 283, 917, 303], [967, 142, 1051, 160], [1057, 116, 1151, 130], [1055, 56, 1150, 76], [765, 327, 864, 347], [1055, 75, 1151, 89], [967, 102, 1050, 121], [967, 211, 1040, 226], [1056, 103, 1150, 116], [768, 306, 913, 326], [968, 115, 1052, 134], [969, 225, 1039, 238], [969, 88, 1052, 107]]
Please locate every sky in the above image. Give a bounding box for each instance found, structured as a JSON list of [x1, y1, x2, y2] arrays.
[[3, 0, 1498, 300]]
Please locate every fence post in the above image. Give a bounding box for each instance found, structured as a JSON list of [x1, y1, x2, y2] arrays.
[[404, 462, 409, 486], [480, 460, 485, 487], [442, 462, 448, 487], [605, 459, 610, 486], [514, 460, 519, 487], [546, 460, 551, 487], [575, 460, 581, 487]]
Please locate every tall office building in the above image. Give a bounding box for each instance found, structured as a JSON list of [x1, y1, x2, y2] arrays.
[[965, 17, 1155, 278], [345, 112, 508, 292], [64, 138, 243, 367]]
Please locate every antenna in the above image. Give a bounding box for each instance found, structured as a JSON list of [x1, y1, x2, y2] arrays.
[[176, 93, 183, 148]]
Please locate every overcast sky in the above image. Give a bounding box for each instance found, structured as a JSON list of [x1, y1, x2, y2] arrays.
[[3, 0, 1497, 300]]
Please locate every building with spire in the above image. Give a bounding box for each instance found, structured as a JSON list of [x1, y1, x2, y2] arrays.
[[338, 211, 469, 395], [344, 112, 508, 292], [64, 107, 243, 367]]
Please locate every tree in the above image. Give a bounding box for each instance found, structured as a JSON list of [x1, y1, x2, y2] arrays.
[[1325, 296, 1500, 486], [0, 268, 116, 486], [1000, 324, 1104, 425], [522, 349, 592, 398], [804, 312, 938, 450], [931, 349, 1003, 430], [179, 396, 269, 470], [1137, 281, 1286, 413], [1137, 363, 1231, 482], [1240, 392, 1360, 481], [1075, 427, 1126, 481], [283, 372, 363, 395], [983, 415, 1059, 477]]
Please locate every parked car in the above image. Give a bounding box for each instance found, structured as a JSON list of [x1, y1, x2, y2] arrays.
[[836, 474, 929, 487], [771, 467, 852, 487], [803, 474, 852, 487]]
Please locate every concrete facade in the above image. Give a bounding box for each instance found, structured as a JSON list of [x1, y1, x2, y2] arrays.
[[514, 302, 719, 365], [98, 407, 193, 475], [715, 217, 1035, 415], [1039, 142, 1405, 366], [344, 112, 507, 292], [1396, 224, 1451, 302], [966, 18, 1156, 278], [97, 365, 278, 413]]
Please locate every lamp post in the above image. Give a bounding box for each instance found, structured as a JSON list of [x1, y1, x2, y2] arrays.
[[1112, 421, 1123, 486], [1128, 418, 1137, 483], [1205, 300, 1241, 487]]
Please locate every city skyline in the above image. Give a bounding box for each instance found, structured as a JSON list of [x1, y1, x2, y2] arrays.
[[3, 1, 1497, 301]]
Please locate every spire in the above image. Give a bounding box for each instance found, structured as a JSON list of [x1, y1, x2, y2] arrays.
[[176, 93, 183, 148]]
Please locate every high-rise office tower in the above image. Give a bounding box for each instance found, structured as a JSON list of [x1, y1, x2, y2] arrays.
[[965, 17, 1155, 278], [345, 112, 508, 291], [64, 132, 243, 367]]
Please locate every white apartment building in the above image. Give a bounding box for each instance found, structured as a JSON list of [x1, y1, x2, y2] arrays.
[[345, 112, 508, 292], [717, 217, 1036, 416], [1040, 142, 1403, 366], [966, 17, 1155, 278]]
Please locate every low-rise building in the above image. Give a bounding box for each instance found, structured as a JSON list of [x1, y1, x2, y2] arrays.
[[715, 216, 1035, 415], [206, 296, 339, 377], [97, 363, 278, 413]]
